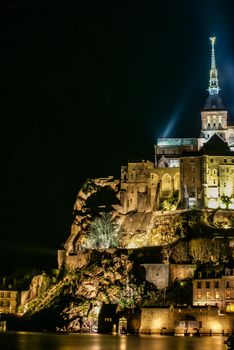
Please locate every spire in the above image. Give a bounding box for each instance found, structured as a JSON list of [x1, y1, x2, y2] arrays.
[[204, 36, 224, 110], [208, 36, 220, 95]]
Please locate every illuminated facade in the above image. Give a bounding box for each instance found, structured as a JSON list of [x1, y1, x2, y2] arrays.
[[114, 37, 234, 214], [193, 265, 234, 313], [0, 289, 20, 314]]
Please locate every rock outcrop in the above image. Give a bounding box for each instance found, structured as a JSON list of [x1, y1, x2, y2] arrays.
[[22, 250, 155, 331]]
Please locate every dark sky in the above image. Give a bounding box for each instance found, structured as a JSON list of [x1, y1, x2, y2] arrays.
[[1, 0, 234, 271]]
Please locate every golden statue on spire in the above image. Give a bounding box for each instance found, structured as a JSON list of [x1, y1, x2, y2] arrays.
[[210, 37, 216, 45]]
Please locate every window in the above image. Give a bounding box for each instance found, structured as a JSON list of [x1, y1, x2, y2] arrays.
[[197, 291, 202, 299], [215, 281, 219, 288], [210, 159, 213, 163], [226, 281, 230, 288], [226, 290, 231, 299], [206, 291, 211, 299], [215, 291, 220, 299], [198, 272, 202, 278], [224, 159, 227, 163], [206, 282, 210, 289], [197, 282, 201, 289]]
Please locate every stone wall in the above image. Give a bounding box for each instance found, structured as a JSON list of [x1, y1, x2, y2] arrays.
[[170, 264, 196, 283], [141, 263, 196, 289], [64, 252, 90, 271], [141, 264, 169, 289], [138, 307, 234, 334], [139, 308, 175, 333]]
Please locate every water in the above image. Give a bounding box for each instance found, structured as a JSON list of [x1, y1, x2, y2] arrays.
[[0, 332, 227, 350]]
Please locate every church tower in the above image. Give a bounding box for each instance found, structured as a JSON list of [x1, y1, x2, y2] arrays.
[[200, 37, 228, 141]]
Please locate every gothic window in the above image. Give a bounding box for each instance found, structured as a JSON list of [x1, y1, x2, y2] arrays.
[[161, 173, 172, 196], [173, 173, 180, 191]]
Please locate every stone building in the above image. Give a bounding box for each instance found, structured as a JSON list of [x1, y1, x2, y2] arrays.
[[193, 265, 234, 313], [120, 37, 234, 213], [58, 37, 234, 265], [0, 289, 20, 314]]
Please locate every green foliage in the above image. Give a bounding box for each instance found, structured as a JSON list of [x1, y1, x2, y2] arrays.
[[221, 195, 232, 209], [160, 193, 179, 211]]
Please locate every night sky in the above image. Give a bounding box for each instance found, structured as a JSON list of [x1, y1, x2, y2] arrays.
[[2, 1, 234, 271]]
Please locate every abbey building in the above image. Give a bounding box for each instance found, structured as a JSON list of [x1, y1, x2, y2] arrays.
[[120, 37, 234, 212]]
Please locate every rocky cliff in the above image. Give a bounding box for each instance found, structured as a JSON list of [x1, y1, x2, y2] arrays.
[[21, 250, 155, 331]]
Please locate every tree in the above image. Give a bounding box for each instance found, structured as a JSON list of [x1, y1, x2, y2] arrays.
[[221, 195, 232, 209], [171, 241, 189, 263], [160, 231, 180, 263], [189, 238, 209, 264], [85, 213, 121, 249]]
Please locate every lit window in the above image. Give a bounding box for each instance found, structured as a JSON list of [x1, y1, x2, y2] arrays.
[[215, 291, 220, 299], [206, 291, 211, 299], [226, 303, 234, 312], [197, 291, 202, 299], [226, 290, 231, 299]]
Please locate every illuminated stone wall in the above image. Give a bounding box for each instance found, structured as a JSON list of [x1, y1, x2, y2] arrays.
[[180, 154, 234, 209], [170, 264, 196, 283], [138, 307, 234, 334], [120, 161, 180, 214], [141, 264, 196, 289], [201, 110, 228, 140]]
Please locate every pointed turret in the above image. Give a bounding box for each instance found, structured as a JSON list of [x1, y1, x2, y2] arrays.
[[204, 37, 224, 110], [208, 37, 220, 95]]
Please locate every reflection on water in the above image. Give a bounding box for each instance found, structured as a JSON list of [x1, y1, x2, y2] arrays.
[[0, 332, 227, 350]]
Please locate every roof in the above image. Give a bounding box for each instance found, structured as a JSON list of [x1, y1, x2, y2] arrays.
[[203, 93, 225, 110], [182, 133, 234, 157], [157, 138, 198, 147]]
